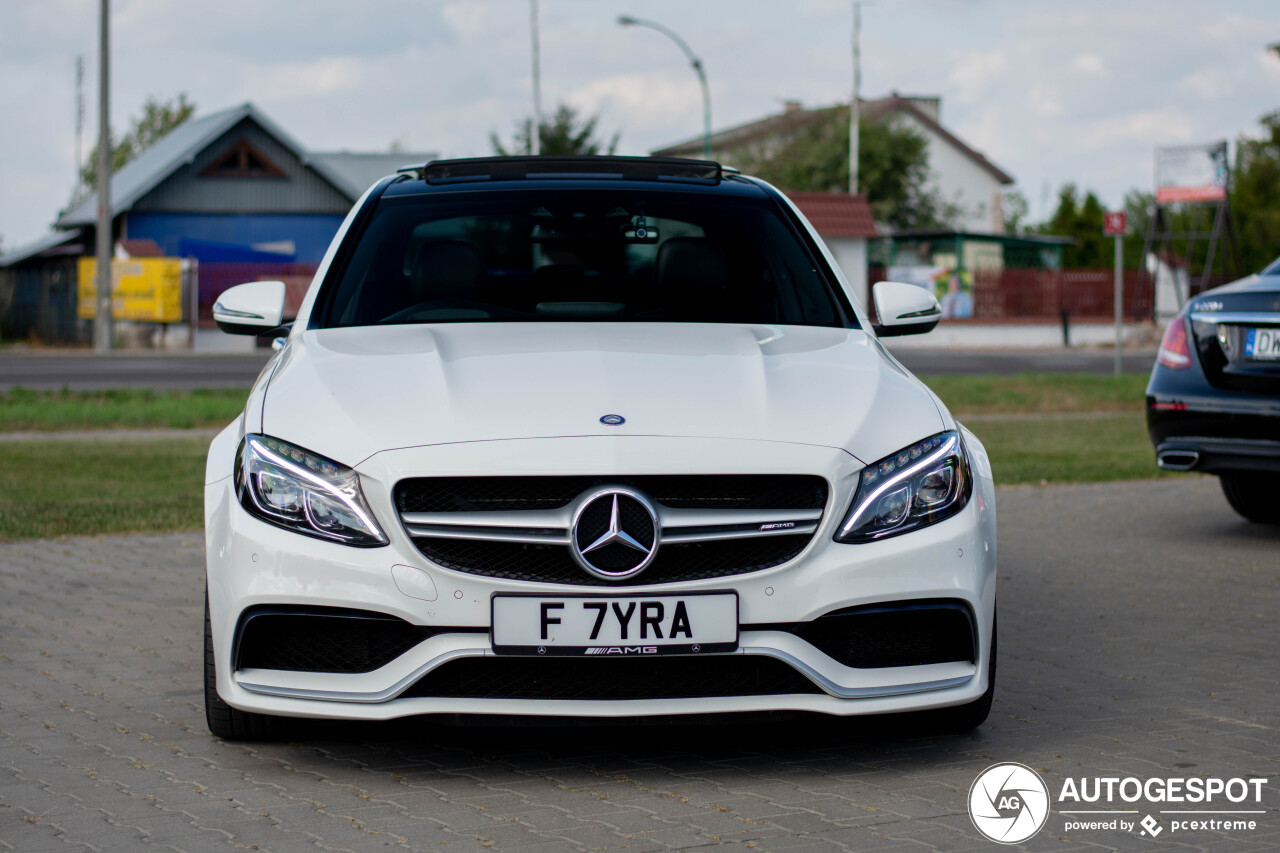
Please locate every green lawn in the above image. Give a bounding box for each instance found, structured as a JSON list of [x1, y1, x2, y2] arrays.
[[0, 374, 1146, 431], [0, 387, 247, 431], [0, 437, 208, 541], [921, 372, 1148, 415], [961, 413, 1172, 485]]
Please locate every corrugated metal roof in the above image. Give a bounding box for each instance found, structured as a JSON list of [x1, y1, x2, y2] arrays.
[[0, 229, 84, 268], [311, 152, 437, 199], [57, 102, 358, 228], [787, 192, 879, 239]]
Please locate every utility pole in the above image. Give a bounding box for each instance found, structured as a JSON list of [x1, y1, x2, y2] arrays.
[[849, 2, 861, 195], [530, 0, 542, 155], [75, 55, 84, 199], [94, 0, 112, 351]]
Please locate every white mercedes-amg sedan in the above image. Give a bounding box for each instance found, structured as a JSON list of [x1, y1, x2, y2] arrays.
[[203, 156, 998, 739]]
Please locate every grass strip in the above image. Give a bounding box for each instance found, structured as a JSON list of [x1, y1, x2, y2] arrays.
[[0, 437, 208, 541], [962, 412, 1173, 485], [0, 417, 1183, 542], [0, 374, 1145, 433], [921, 372, 1149, 415], [0, 387, 248, 431]]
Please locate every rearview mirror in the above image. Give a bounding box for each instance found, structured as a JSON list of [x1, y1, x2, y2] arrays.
[[872, 281, 942, 337], [213, 281, 287, 336]]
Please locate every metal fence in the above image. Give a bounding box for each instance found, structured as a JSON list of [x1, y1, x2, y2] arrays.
[[869, 266, 1183, 321], [0, 259, 83, 343]]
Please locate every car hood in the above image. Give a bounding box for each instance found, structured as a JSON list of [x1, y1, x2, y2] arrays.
[[261, 323, 944, 467]]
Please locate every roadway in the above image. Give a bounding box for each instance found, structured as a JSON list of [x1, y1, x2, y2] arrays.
[[1, 477, 1274, 851], [0, 347, 1158, 390]]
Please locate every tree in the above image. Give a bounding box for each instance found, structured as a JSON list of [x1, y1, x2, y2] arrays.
[[1231, 110, 1280, 273], [1037, 183, 1109, 267], [79, 93, 196, 190], [732, 106, 959, 230], [491, 103, 619, 156], [1002, 188, 1029, 234]]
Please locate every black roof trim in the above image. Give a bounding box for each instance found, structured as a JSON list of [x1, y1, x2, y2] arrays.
[[415, 155, 723, 185]]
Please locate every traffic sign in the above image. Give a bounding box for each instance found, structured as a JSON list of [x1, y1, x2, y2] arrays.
[[1104, 211, 1127, 236]]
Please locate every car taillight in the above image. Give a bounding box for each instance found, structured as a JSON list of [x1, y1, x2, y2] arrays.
[[1157, 318, 1192, 369]]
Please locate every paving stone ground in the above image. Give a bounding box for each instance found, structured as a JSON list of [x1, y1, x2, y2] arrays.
[[1, 478, 1277, 852]]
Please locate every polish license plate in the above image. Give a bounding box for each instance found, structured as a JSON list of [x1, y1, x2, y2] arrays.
[[491, 592, 738, 656], [1244, 327, 1280, 360]]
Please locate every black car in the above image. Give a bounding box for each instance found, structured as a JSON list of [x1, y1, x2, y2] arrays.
[[1146, 261, 1280, 523]]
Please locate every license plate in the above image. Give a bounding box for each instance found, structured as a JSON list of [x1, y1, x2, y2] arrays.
[[491, 592, 738, 656], [1244, 327, 1280, 360]]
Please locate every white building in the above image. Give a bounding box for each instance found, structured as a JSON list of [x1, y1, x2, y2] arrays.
[[653, 94, 1014, 234]]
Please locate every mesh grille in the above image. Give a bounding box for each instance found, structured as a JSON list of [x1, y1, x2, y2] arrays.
[[781, 604, 975, 668], [397, 475, 826, 585], [414, 534, 811, 586], [235, 609, 434, 673], [396, 475, 827, 513], [404, 655, 822, 700]]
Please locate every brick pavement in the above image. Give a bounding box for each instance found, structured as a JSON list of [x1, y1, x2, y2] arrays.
[[1, 478, 1277, 852]]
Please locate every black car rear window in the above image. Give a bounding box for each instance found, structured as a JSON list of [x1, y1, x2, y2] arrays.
[[314, 188, 850, 328]]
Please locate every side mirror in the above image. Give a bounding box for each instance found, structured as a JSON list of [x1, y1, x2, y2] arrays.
[[871, 281, 942, 337], [213, 281, 287, 336]]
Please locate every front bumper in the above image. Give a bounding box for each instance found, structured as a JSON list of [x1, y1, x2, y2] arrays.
[[205, 432, 998, 720]]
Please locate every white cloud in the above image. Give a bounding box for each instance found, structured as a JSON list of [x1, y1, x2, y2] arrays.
[[1027, 84, 1064, 118], [1071, 53, 1107, 76], [1075, 109, 1198, 151], [947, 48, 1009, 104], [1178, 68, 1233, 99], [248, 57, 368, 101]]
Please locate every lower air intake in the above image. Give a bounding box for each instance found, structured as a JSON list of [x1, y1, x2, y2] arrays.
[[235, 608, 434, 673], [780, 602, 976, 668]]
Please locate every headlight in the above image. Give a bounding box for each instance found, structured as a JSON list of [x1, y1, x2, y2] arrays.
[[835, 430, 971, 543], [234, 434, 388, 547]]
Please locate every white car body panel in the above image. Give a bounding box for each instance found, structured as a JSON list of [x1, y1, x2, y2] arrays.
[[260, 323, 943, 468]]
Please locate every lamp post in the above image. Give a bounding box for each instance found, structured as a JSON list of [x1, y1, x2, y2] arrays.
[[618, 15, 711, 159]]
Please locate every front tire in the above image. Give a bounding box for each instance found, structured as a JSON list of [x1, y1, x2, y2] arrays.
[[1221, 475, 1280, 524], [204, 593, 279, 741]]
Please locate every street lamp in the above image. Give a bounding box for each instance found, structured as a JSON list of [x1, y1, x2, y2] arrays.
[[618, 15, 711, 160]]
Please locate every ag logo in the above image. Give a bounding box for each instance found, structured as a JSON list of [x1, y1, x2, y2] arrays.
[[968, 763, 1050, 844]]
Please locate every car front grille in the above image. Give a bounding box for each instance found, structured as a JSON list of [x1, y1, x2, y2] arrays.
[[415, 535, 813, 586], [403, 655, 823, 700], [396, 475, 827, 514], [395, 475, 828, 586]]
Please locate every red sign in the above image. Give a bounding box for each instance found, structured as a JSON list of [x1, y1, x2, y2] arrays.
[[1103, 211, 1127, 236]]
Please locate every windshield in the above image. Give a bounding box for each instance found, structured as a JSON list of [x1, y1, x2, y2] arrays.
[[314, 188, 850, 328]]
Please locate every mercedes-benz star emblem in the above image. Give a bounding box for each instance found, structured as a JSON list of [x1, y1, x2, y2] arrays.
[[570, 488, 659, 580]]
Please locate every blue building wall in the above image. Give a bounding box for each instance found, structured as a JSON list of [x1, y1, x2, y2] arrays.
[[124, 212, 346, 263]]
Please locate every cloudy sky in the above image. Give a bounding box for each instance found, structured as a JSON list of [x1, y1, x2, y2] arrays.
[[2, 0, 1279, 251]]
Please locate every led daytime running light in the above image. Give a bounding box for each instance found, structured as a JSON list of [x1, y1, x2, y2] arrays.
[[236, 434, 387, 546], [836, 430, 970, 543]]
